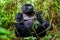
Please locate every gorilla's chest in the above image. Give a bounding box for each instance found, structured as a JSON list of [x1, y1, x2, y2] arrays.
[[23, 14, 34, 20], [23, 14, 34, 28]]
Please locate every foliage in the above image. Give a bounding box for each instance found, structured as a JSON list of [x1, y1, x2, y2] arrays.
[[0, 0, 60, 40]]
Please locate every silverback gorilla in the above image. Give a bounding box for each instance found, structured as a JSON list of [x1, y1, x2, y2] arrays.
[[14, 4, 52, 37]]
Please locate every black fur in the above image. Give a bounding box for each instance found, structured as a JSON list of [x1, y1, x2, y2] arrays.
[[14, 4, 52, 37], [15, 12, 49, 37]]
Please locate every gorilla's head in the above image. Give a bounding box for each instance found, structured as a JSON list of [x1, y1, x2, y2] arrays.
[[22, 4, 34, 15]]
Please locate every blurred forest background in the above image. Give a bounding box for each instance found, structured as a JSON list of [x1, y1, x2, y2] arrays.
[[0, 0, 60, 40]]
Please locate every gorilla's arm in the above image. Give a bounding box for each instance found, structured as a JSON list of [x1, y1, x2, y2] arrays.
[[15, 13, 31, 37], [36, 11, 50, 28], [14, 13, 24, 37], [15, 13, 23, 22], [36, 11, 43, 24], [36, 11, 51, 37], [15, 13, 24, 30]]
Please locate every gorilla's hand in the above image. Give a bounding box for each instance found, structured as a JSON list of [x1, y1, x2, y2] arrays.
[[42, 21, 50, 29], [36, 11, 43, 24]]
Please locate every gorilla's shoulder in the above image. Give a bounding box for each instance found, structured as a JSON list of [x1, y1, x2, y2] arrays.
[[16, 12, 23, 17], [17, 12, 22, 16]]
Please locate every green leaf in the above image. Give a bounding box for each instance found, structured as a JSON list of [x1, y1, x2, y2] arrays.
[[0, 27, 10, 35], [0, 35, 10, 40], [34, 20, 39, 29], [45, 34, 52, 40], [57, 13, 60, 16]]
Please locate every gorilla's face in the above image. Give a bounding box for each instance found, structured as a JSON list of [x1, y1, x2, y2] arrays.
[[22, 4, 34, 15], [25, 6, 33, 13]]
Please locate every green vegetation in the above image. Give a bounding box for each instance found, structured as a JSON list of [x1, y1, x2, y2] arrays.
[[0, 0, 60, 40]]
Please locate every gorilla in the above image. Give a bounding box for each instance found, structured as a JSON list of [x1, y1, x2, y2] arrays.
[[14, 4, 53, 38]]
